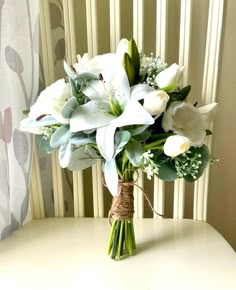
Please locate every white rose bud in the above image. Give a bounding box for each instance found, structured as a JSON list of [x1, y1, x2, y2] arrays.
[[163, 135, 190, 157], [143, 90, 169, 116], [155, 63, 184, 88]]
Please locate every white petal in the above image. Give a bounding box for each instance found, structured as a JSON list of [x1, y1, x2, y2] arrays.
[[70, 100, 115, 132], [116, 38, 129, 60], [143, 90, 169, 116], [131, 84, 154, 100], [96, 124, 116, 161], [113, 99, 154, 128], [164, 135, 190, 157], [197, 102, 218, 127], [104, 159, 119, 196], [82, 80, 107, 100]]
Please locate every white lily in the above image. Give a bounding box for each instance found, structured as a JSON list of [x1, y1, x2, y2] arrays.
[[20, 79, 71, 133], [162, 101, 218, 146], [74, 53, 118, 75], [70, 62, 154, 160]]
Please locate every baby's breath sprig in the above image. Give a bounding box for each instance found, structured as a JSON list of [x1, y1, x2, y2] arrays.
[[174, 150, 203, 180], [141, 150, 159, 180], [140, 53, 167, 88], [42, 125, 60, 140]]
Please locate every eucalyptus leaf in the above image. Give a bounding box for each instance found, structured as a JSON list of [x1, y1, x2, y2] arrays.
[[50, 125, 72, 148], [129, 124, 149, 136], [61, 97, 79, 118], [132, 130, 151, 142], [67, 147, 98, 171], [183, 145, 209, 182], [70, 134, 96, 146], [59, 141, 73, 168], [158, 160, 178, 181], [153, 152, 178, 181], [114, 130, 131, 157], [125, 139, 142, 167], [36, 135, 53, 154]]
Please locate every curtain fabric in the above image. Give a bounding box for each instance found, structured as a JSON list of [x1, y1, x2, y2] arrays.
[[0, 0, 39, 239]]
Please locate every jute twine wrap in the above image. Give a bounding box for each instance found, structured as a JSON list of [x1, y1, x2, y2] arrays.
[[109, 181, 134, 221]]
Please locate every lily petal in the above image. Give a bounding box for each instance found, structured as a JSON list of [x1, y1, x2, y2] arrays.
[[104, 159, 119, 196], [131, 84, 154, 100], [113, 99, 154, 128], [96, 124, 116, 160], [70, 100, 115, 132]]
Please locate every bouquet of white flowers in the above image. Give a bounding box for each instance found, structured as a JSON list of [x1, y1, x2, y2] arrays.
[[21, 38, 217, 260]]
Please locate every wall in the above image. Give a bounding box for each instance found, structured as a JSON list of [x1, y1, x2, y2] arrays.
[[208, 0, 236, 250]]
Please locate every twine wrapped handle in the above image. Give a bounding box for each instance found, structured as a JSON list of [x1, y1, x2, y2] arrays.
[[109, 181, 134, 223], [107, 173, 165, 224]]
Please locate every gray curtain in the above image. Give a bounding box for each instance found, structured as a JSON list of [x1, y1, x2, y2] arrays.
[[0, 0, 39, 239]]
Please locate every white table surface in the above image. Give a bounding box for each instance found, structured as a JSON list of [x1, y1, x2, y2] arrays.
[[0, 218, 236, 290]]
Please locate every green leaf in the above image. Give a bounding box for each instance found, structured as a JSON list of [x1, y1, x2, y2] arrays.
[[61, 97, 79, 119], [167, 85, 191, 106], [153, 152, 178, 181], [122, 53, 135, 86], [22, 110, 30, 115], [36, 135, 53, 154], [128, 38, 140, 79], [183, 145, 209, 182], [66, 147, 98, 171], [125, 139, 142, 167], [114, 130, 131, 157], [50, 125, 72, 148], [132, 130, 151, 142], [158, 161, 178, 181], [206, 129, 212, 136]]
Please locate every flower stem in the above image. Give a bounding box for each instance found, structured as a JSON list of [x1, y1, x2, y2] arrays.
[[107, 219, 136, 260]]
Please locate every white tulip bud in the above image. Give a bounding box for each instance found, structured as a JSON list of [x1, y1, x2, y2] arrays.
[[143, 90, 169, 116], [164, 135, 190, 157], [155, 63, 184, 88]]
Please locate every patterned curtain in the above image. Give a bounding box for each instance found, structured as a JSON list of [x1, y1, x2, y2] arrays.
[[0, 0, 39, 239]]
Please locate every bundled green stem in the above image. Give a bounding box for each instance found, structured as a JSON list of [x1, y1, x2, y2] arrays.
[[107, 178, 136, 260], [107, 219, 136, 260]]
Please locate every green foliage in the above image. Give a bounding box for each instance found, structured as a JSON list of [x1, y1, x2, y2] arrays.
[[36, 135, 53, 154], [125, 139, 142, 167], [183, 145, 209, 182], [167, 85, 191, 107], [122, 53, 135, 86]]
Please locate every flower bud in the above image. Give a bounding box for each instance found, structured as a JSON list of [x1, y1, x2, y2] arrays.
[[155, 63, 184, 89], [164, 135, 190, 157], [143, 90, 169, 116]]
